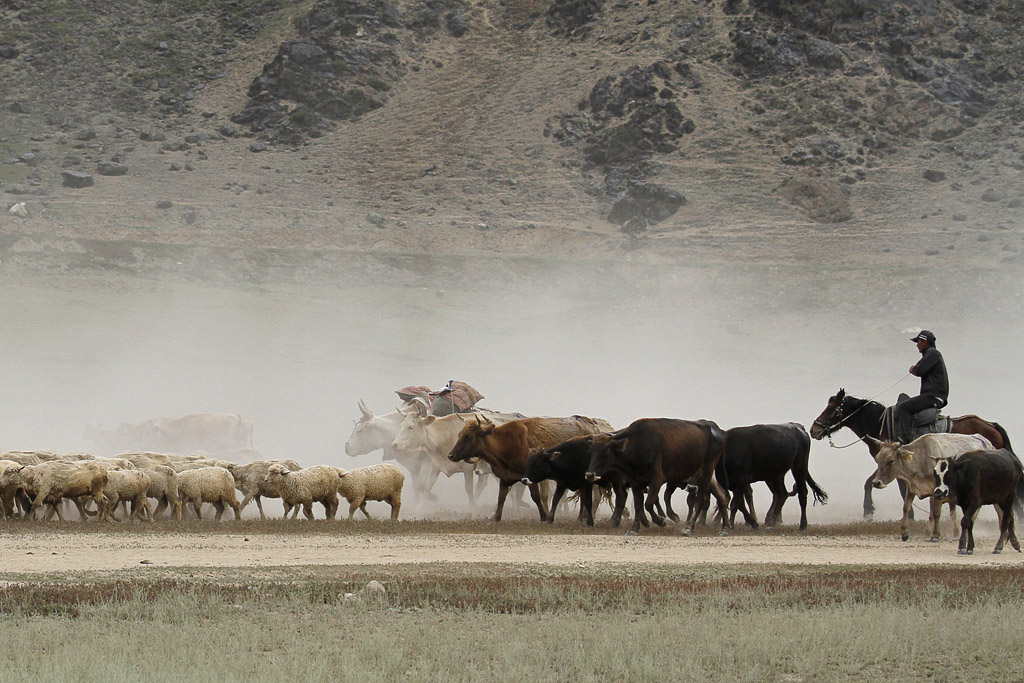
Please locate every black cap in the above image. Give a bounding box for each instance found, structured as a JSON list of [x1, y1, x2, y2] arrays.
[[910, 330, 936, 343]]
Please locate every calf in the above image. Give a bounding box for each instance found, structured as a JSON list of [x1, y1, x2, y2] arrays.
[[449, 415, 612, 522], [585, 418, 730, 536], [933, 448, 1024, 555], [871, 433, 993, 542], [523, 434, 627, 527]]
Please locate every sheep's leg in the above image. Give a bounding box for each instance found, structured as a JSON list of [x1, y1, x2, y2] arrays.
[[302, 502, 314, 520], [230, 499, 241, 520], [348, 498, 362, 520], [359, 502, 372, 520], [390, 494, 401, 521], [254, 495, 266, 520], [193, 502, 203, 520], [153, 499, 168, 519], [214, 502, 226, 522]]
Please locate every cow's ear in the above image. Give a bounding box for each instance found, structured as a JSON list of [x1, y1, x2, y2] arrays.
[[897, 447, 913, 462], [423, 415, 437, 425], [550, 450, 561, 461]]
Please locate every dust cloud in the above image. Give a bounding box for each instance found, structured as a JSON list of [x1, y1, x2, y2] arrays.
[[1, 255, 1021, 525]]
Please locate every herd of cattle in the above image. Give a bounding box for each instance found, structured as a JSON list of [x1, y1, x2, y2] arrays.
[[1, 400, 1021, 556]]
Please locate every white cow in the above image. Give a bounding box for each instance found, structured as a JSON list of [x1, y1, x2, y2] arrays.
[[392, 401, 530, 506], [85, 413, 254, 454], [871, 433, 993, 542]]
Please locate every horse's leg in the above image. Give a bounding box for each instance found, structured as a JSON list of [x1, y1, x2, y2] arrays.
[[862, 472, 876, 520]]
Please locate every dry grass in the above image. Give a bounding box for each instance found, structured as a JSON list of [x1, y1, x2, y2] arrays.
[[0, 517, 939, 538], [0, 564, 1022, 681]]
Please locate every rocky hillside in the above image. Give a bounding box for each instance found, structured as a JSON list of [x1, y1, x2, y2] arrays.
[[1, 0, 1023, 278]]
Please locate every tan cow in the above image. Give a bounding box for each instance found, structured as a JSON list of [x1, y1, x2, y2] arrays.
[[85, 413, 254, 454], [871, 433, 993, 542]]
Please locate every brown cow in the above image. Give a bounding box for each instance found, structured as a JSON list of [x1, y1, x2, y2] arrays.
[[449, 415, 612, 522], [585, 418, 730, 536]]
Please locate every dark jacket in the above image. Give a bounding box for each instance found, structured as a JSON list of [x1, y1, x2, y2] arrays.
[[911, 346, 949, 403]]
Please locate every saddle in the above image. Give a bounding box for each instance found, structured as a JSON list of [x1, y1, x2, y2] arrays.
[[395, 380, 484, 415], [881, 393, 953, 441]]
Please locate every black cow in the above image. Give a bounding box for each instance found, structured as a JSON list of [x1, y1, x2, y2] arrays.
[[523, 435, 628, 527], [585, 418, 730, 536], [721, 423, 828, 530], [933, 448, 1024, 555]]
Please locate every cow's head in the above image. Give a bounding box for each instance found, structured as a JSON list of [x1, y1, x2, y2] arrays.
[[448, 415, 495, 463], [522, 447, 557, 486], [871, 440, 910, 489], [932, 457, 953, 499], [393, 413, 436, 452], [810, 388, 846, 440], [585, 433, 621, 483]]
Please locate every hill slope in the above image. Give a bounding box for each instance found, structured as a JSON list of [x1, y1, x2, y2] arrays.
[[1, 0, 1023, 279]]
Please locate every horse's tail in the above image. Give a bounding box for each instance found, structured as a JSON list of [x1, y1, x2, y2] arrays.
[[992, 422, 1014, 454]]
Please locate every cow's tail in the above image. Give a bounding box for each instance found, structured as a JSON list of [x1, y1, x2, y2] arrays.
[[795, 473, 829, 506], [1010, 451, 1024, 520], [992, 422, 1014, 454], [710, 423, 729, 493]]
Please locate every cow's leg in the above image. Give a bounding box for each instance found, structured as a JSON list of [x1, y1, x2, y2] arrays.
[[645, 486, 666, 528], [897, 478, 914, 520], [491, 482, 511, 523], [994, 499, 1014, 553], [1006, 502, 1021, 552], [546, 484, 567, 524], [527, 483, 548, 522], [945, 499, 958, 541], [473, 472, 489, 505], [899, 489, 914, 542], [461, 471, 475, 506], [418, 468, 441, 504], [610, 482, 627, 527], [663, 485, 680, 523], [959, 504, 976, 554], [580, 485, 595, 527], [927, 496, 943, 542], [627, 485, 647, 535], [730, 482, 758, 529]]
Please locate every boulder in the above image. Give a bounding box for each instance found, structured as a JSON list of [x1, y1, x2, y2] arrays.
[[97, 162, 128, 176], [61, 171, 95, 188], [779, 178, 852, 223]]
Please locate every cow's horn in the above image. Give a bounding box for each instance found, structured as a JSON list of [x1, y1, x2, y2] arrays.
[[358, 399, 372, 418], [864, 435, 881, 446]]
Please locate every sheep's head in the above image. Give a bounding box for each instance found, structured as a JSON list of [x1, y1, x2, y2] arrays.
[[265, 463, 290, 481]]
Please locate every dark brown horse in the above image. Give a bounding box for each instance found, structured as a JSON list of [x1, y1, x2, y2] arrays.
[[810, 388, 1013, 519]]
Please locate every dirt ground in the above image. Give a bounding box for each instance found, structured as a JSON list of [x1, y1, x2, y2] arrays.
[[1, 527, 1021, 575]]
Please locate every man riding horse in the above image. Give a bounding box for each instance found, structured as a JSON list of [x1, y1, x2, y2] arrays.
[[892, 330, 948, 444]]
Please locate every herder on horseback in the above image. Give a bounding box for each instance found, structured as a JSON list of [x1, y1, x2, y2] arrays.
[[892, 330, 949, 445]]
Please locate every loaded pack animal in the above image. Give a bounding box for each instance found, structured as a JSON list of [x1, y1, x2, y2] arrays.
[[449, 415, 612, 522], [810, 388, 1013, 519], [344, 400, 437, 504], [715, 423, 827, 531], [870, 433, 993, 542], [933, 448, 1024, 555], [522, 434, 628, 527], [391, 400, 526, 506], [585, 418, 730, 536]]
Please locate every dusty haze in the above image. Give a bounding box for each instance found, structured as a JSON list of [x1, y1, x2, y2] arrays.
[[1, 256, 1021, 524]]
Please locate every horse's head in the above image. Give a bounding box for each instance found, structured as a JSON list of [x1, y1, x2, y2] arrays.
[[810, 388, 847, 440]]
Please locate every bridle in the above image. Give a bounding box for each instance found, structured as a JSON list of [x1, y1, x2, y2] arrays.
[[814, 395, 873, 449]]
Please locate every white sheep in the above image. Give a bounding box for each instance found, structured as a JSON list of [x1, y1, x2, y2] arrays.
[[101, 469, 153, 522], [176, 466, 241, 521], [143, 465, 181, 520], [0, 461, 107, 521], [222, 459, 302, 519], [265, 463, 339, 520], [335, 464, 404, 521], [0, 459, 26, 519]]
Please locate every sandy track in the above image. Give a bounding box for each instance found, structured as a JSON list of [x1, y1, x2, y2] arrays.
[[1, 531, 1021, 574]]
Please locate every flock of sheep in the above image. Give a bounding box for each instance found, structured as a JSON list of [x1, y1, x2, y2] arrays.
[[0, 449, 405, 523]]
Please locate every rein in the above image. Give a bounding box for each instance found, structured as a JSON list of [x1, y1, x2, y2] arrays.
[[818, 374, 912, 449]]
